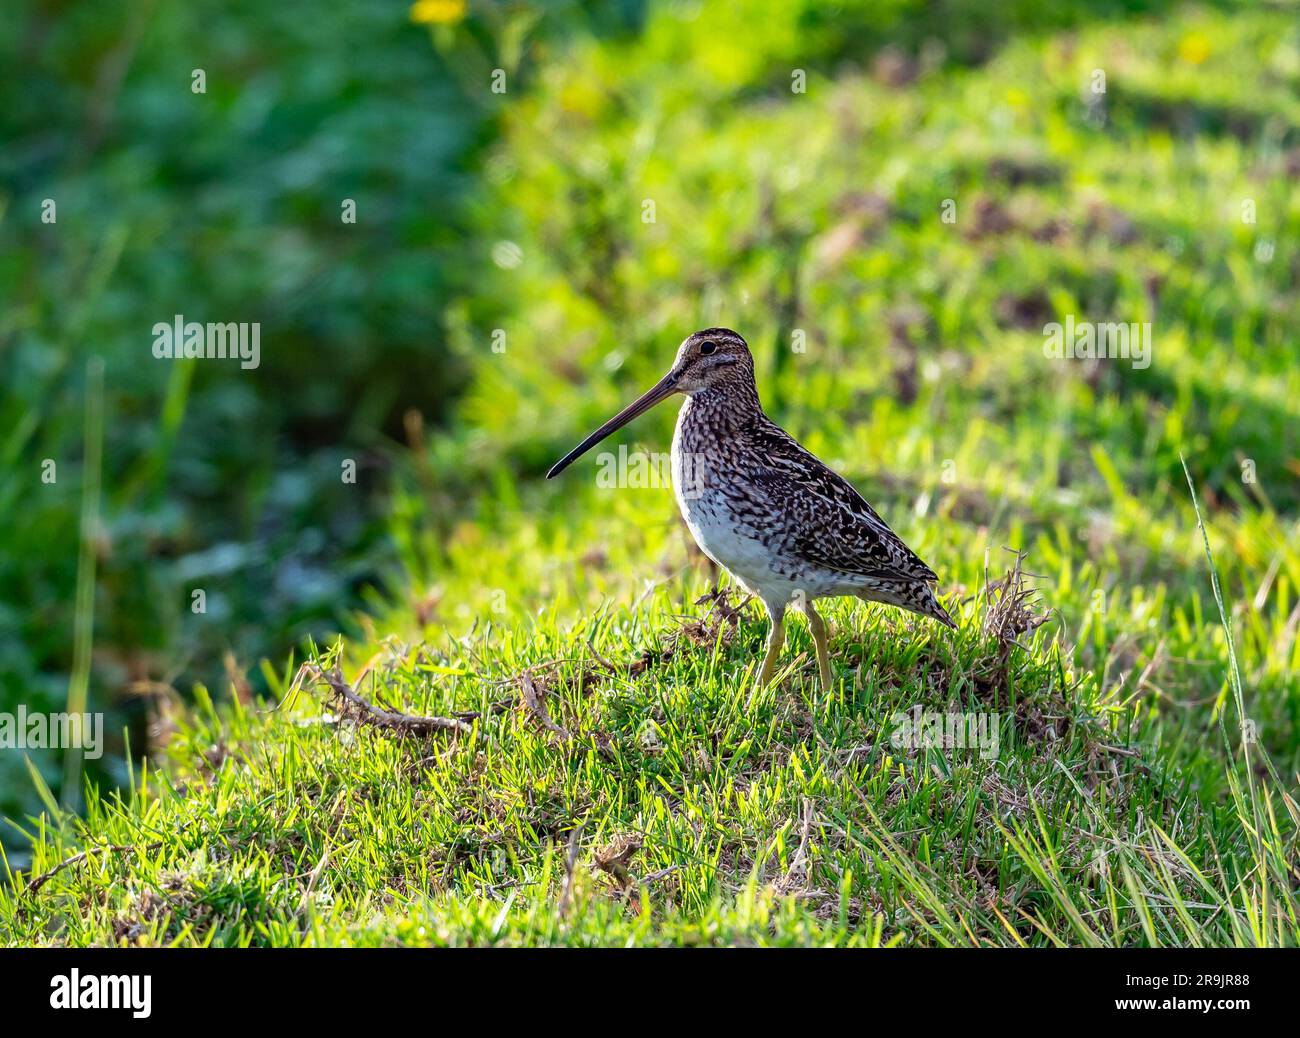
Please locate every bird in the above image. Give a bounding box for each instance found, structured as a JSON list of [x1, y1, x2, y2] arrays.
[[547, 327, 954, 692]]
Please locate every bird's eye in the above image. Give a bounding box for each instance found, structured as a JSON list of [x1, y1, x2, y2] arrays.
[[699, 341, 718, 355]]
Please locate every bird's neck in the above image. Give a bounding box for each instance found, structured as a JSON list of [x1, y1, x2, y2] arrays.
[[679, 380, 763, 438]]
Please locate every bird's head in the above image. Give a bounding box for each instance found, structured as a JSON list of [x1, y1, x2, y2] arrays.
[[666, 327, 754, 394], [546, 327, 754, 479]]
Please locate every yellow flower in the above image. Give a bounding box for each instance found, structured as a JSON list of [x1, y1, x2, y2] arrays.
[[410, 0, 466, 25], [1178, 31, 1211, 65]]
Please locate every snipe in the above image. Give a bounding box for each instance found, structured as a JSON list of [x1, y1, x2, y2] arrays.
[[548, 328, 954, 692]]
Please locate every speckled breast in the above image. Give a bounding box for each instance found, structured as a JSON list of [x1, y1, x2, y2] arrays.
[[671, 401, 840, 603]]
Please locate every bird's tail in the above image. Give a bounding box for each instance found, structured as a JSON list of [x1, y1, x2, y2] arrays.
[[858, 582, 957, 629]]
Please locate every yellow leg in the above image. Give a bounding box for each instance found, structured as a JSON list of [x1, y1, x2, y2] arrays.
[[755, 602, 786, 690], [800, 600, 833, 691]]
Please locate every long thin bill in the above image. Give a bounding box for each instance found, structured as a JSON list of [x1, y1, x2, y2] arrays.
[[546, 371, 678, 479]]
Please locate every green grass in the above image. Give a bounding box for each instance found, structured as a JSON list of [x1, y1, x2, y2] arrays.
[[2, 548, 1295, 946], [3, 0, 1300, 946]]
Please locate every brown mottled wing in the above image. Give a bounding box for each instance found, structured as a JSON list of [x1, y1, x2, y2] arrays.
[[745, 418, 938, 583]]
